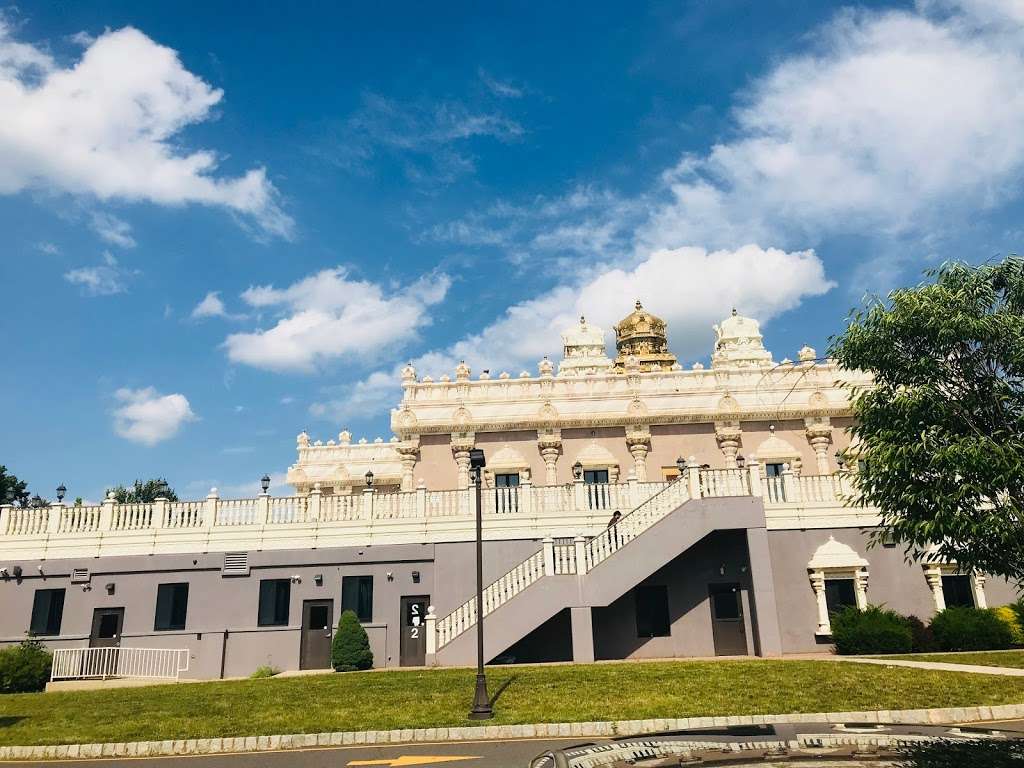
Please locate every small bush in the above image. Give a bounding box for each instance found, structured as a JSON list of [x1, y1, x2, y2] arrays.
[[906, 615, 937, 653], [930, 606, 1014, 651], [332, 610, 373, 672], [249, 665, 280, 679], [993, 605, 1023, 645], [898, 738, 1023, 767], [0, 638, 53, 693], [831, 605, 912, 655]]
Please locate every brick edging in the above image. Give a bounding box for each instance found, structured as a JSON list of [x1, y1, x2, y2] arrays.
[[2, 703, 1022, 761]]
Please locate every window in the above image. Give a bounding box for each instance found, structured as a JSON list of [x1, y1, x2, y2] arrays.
[[494, 473, 520, 487], [29, 589, 65, 636], [341, 575, 374, 623], [711, 587, 741, 620], [635, 585, 670, 638], [764, 463, 785, 478], [258, 579, 291, 626], [154, 583, 189, 631], [942, 575, 975, 608], [824, 578, 857, 614], [583, 469, 609, 484], [662, 466, 682, 482]]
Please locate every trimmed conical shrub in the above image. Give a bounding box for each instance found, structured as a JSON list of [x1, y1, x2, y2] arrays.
[[332, 609, 373, 671]]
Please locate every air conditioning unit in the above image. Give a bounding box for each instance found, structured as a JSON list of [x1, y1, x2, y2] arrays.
[[70, 568, 90, 584], [222, 552, 249, 576]]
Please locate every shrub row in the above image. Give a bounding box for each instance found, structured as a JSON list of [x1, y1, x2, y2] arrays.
[[832, 601, 1023, 655]]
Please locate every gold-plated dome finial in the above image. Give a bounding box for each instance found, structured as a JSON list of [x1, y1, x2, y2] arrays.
[[612, 301, 677, 372]]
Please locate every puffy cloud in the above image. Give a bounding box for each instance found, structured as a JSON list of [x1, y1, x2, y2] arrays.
[[224, 268, 451, 372], [315, 245, 833, 419], [64, 252, 135, 296], [112, 387, 197, 445], [190, 290, 247, 321], [0, 21, 292, 238], [639, 1, 1024, 251]]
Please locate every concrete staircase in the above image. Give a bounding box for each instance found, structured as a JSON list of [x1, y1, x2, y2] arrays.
[[432, 468, 775, 665]]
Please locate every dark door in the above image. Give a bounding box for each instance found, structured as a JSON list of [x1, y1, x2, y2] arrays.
[[89, 607, 124, 677], [399, 595, 429, 667], [708, 584, 748, 656], [300, 600, 334, 670]]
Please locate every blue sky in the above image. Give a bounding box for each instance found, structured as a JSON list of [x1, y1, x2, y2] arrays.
[[2, 0, 1023, 502]]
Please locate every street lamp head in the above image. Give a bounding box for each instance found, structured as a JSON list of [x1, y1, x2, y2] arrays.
[[469, 448, 486, 470], [365, 470, 374, 487], [675, 456, 686, 474], [572, 461, 583, 479], [736, 455, 746, 469], [260, 474, 271, 493], [56, 484, 66, 502]]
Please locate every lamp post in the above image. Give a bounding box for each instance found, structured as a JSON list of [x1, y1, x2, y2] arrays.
[[736, 455, 746, 469], [365, 470, 374, 488], [572, 460, 583, 480], [675, 456, 686, 479], [56, 484, 66, 503], [260, 474, 271, 495], [467, 447, 493, 720]]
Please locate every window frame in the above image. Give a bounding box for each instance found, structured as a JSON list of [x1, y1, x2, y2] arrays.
[[635, 584, 671, 638], [257, 578, 292, 627], [824, 576, 858, 616], [341, 575, 374, 623], [154, 582, 190, 631], [29, 588, 66, 636]]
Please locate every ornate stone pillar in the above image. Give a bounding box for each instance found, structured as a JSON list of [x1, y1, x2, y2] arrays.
[[537, 429, 561, 485], [923, 565, 946, 612], [714, 421, 742, 468], [625, 427, 651, 482], [809, 571, 830, 634], [451, 434, 475, 490], [805, 417, 833, 474], [854, 569, 869, 610], [971, 573, 988, 609], [396, 439, 419, 492]]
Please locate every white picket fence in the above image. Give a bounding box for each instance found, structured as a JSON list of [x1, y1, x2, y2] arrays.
[[50, 647, 190, 681]]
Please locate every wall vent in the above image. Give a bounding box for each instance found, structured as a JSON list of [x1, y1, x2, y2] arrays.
[[70, 568, 90, 584], [222, 552, 249, 576]]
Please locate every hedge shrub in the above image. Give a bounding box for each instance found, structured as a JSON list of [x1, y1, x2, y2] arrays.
[[906, 615, 937, 653], [993, 605, 1023, 645], [332, 610, 373, 672], [831, 605, 912, 655], [0, 638, 52, 693], [930, 606, 1014, 651]]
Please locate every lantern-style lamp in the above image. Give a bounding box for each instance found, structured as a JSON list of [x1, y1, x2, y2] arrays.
[[260, 474, 271, 494]]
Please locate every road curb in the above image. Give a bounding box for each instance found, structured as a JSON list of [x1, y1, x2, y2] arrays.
[[1, 703, 1022, 761]]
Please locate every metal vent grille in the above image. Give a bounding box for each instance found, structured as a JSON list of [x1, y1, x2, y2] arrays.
[[222, 552, 249, 576], [70, 568, 90, 583]]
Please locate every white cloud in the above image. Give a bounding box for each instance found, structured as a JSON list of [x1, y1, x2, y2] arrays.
[[315, 245, 833, 420], [64, 252, 136, 296], [478, 68, 525, 98], [639, 1, 1024, 251], [0, 20, 292, 238], [35, 241, 58, 255], [311, 92, 524, 185], [189, 290, 248, 321], [224, 267, 452, 373], [90, 211, 136, 248], [112, 386, 197, 445]]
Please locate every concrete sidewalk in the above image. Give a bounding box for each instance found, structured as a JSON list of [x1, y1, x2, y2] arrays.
[[835, 656, 1024, 676]]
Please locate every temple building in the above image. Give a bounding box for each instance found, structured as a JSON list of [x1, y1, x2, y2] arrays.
[[0, 303, 1018, 680]]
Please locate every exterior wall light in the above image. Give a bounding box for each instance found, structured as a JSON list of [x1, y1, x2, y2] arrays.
[[56, 484, 66, 503], [365, 470, 374, 487], [737, 455, 746, 469], [412, 570, 421, 583], [260, 474, 271, 494], [572, 461, 583, 479]]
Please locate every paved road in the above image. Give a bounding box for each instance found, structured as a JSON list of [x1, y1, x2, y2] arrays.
[[0, 736, 601, 767], [3, 720, 1021, 767]]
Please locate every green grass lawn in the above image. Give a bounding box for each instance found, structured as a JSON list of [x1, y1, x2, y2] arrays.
[[2, 659, 1024, 747], [879, 650, 1024, 669]]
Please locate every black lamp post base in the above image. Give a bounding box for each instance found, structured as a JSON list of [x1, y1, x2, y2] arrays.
[[467, 673, 493, 720]]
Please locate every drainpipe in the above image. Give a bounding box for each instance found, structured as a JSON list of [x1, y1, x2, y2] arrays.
[[220, 629, 229, 679]]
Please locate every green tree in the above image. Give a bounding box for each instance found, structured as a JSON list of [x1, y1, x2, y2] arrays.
[[107, 478, 178, 503], [828, 257, 1024, 582], [331, 610, 373, 672], [0, 465, 30, 507]]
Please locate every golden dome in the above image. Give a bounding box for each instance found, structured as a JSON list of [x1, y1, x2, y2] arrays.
[[613, 300, 678, 371]]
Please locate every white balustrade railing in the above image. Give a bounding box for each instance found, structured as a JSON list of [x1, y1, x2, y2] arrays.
[[698, 468, 750, 498], [552, 542, 577, 574], [51, 647, 190, 681], [0, 469, 858, 556]]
